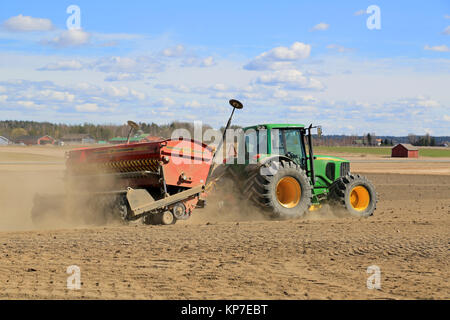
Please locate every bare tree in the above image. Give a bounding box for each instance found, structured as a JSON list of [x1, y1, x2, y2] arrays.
[[408, 133, 417, 145]]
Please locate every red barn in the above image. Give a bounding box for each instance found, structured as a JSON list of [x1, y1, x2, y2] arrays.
[[37, 135, 56, 145], [391, 143, 419, 158]]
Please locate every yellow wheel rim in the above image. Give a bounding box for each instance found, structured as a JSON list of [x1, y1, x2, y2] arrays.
[[349, 186, 370, 211], [276, 177, 301, 208]]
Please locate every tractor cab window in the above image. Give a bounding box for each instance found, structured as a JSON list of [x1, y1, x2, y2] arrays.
[[284, 129, 304, 159], [244, 129, 267, 163], [271, 128, 305, 162], [271, 129, 285, 155], [244, 131, 256, 155]]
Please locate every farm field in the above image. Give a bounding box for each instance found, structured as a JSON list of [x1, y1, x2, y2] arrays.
[[1, 145, 449, 161], [315, 146, 450, 158], [0, 145, 448, 299]]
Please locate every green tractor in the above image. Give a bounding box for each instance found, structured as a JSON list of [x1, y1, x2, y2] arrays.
[[222, 122, 378, 219]]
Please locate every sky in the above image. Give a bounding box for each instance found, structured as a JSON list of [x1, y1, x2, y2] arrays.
[[0, 0, 449, 136]]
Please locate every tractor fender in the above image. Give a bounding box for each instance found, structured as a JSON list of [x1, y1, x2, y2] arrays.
[[259, 155, 294, 167]]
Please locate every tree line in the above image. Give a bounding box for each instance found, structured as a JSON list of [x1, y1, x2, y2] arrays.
[[407, 133, 437, 146], [0, 120, 445, 147], [0, 120, 214, 142]]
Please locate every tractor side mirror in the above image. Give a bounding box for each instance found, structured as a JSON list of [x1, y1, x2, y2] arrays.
[[317, 126, 322, 138]]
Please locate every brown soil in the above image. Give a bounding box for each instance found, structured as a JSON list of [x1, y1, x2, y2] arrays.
[[0, 158, 448, 299]]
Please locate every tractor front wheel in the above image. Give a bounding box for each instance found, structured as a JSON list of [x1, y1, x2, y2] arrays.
[[328, 174, 377, 217]]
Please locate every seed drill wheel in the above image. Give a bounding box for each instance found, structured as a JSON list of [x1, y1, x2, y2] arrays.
[[159, 211, 176, 225], [245, 160, 312, 219], [143, 214, 157, 225], [328, 173, 377, 217], [143, 211, 176, 225]]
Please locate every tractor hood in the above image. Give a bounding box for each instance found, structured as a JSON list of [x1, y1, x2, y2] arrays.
[[312, 155, 351, 187]]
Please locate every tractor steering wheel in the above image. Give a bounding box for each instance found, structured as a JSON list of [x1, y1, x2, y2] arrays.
[[286, 151, 299, 160]]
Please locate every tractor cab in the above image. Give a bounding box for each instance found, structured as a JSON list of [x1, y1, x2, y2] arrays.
[[242, 124, 322, 184], [243, 124, 308, 166]]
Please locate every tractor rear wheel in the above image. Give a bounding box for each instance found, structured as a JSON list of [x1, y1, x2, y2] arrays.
[[245, 160, 312, 219], [328, 173, 377, 217]]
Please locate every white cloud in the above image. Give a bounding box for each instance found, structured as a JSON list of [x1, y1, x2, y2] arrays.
[[96, 57, 139, 72], [445, 14, 450, 19], [289, 106, 317, 112], [93, 56, 163, 73], [104, 86, 146, 100], [424, 45, 450, 52], [201, 56, 215, 67], [101, 86, 130, 98], [398, 95, 440, 108], [0, 95, 8, 102], [130, 89, 146, 101], [299, 95, 319, 103], [273, 89, 288, 98], [37, 90, 75, 102], [442, 26, 450, 35], [161, 45, 185, 57], [41, 29, 90, 47], [184, 100, 203, 108], [181, 56, 217, 68], [326, 44, 353, 53], [104, 73, 143, 81], [17, 101, 37, 108], [244, 42, 311, 70], [76, 103, 99, 112], [160, 44, 216, 68], [2, 14, 53, 32], [154, 97, 175, 107], [38, 60, 84, 71], [443, 115, 450, 121], [154, 84, 191, 93], [354, 10, 366, 16], [256, 70, 324, 91], [212, 83, 227, 91], [310, 22, 329, 31], [415, 98, 440, 108]]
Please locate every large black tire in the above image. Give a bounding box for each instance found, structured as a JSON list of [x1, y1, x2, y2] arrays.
[[245, 160, 313, 219], [328, 173, 377, 217]]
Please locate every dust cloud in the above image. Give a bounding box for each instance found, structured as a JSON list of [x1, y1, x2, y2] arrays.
[[0, 167, 64, 231], [187, 177, 269, 224], [0, 165, 125, 231], [186, 177, 346, 224], [0, 163, 346, 232]]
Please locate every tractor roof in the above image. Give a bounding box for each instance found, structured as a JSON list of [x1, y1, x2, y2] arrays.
[[244, 123, 305, 131]]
